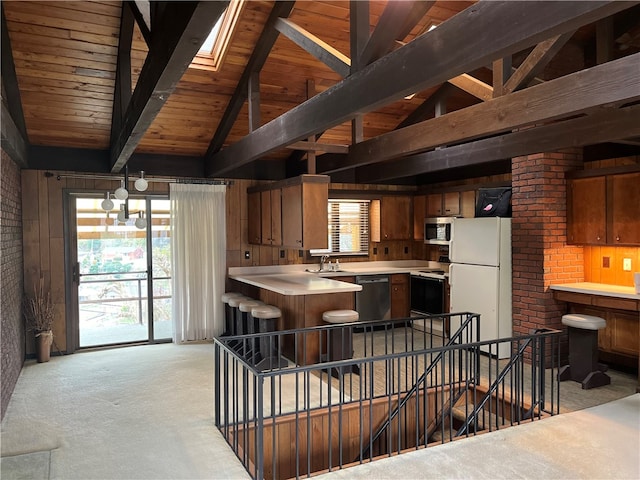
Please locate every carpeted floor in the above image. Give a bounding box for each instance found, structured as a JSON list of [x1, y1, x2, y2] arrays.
[[1, 341, 638, 480]]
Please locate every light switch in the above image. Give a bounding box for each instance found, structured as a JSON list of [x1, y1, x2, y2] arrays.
[[623, 258, 632, 271]]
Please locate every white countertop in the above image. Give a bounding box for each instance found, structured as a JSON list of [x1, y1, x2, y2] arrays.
[[228, 260, 447, 296], [229, 272, 362, 296], [550, 282, 640, 300]]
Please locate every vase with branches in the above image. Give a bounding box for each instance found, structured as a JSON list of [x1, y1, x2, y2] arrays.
[[24, 278, 55, 362]]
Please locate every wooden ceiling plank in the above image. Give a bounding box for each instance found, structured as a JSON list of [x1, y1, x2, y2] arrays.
[[286, 141, 348, 154], [204, 1, 296, 159], [109, 1, 229, 173], [357, 104, 640, 182], [359, 1, 436, 67], [503, 31, 575, 94], [448, 73, 493, 101], [274, 17, 350, 78], [206, 1, 631, 177], [2, 4, 28, 141], [325, 52, 640, 173]]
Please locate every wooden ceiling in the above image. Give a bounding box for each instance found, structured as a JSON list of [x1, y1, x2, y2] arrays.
[[2, 1, 640, 185]]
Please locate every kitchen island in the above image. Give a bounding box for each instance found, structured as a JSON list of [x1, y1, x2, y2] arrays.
[[551, 282, 640, 392], [228, 261, 440, 365]]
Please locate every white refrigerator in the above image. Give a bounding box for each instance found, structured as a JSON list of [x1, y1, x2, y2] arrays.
[[449, 217, 512, 359]]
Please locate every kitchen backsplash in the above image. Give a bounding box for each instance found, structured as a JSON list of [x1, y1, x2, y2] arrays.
[[584, 246, 640, 287]]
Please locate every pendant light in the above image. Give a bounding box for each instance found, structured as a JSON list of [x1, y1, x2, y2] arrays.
[[117, 204, 127, 223], [135, 211, 147, 230], [101, 192, 114, 211], [134, 171, 148, 192], [114, 179, 129, 200]]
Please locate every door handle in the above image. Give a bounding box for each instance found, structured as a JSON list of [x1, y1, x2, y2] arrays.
[[73, 262, 80, 284]]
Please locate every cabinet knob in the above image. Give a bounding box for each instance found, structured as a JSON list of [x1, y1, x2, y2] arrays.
[[616, 236, 620, 242], [596, 236, 600, 241]]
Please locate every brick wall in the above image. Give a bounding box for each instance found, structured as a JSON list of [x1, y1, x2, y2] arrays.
[[1, 148, 24, 421], [511, 149, 584, 341]]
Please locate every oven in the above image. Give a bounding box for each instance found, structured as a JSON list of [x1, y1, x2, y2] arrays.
[[410, 270, 448, 336], [410, 274, 445, 315]]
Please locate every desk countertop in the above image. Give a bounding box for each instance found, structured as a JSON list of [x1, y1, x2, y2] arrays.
[[550, 282, 639, 300]]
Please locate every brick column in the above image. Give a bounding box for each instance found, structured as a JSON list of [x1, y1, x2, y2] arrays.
[[511, 149, 584, 339]]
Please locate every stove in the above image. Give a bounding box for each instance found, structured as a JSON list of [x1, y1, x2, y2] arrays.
[[411, 269, 447, 279]]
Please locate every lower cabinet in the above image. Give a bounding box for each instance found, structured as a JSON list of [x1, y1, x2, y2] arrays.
[[390, 274, 410, 319]]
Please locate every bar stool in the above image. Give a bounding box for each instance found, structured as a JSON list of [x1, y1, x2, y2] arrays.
[[238, 299, 264, 360], [228, 295, 250, 338], [558, 313, 611, 389], [221, 292, 244, 336], [252, 305, 287, 371], [323, 309, 360, 377]]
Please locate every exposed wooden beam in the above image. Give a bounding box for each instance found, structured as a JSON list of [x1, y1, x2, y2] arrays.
[[111, 2, 135, 145], [1, 102, 28, 168], [248, 71, 261, 132], [492, 57, 512, 97], [503, 31, 575, 94], [286, 142, 349, 154], [110, 1, 228, 173], [1, 3, 27, 141], [395, 83, 457, 129], [205, 1, 295, 159], [274, 18, 350, 78], [357, 104, 640, 182], [597, 17, 615, 63], [128, 1, 152, 47], [206, 1, 632, 177], [448, 74, 493, 101], [359, 1, 435, 67], [325, 53, 640, 173], [349, 0, 369, 73]]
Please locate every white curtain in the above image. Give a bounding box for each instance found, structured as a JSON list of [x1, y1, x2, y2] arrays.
[[170, 183, 226, 342]]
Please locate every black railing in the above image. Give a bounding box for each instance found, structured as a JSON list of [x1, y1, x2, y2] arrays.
[[214, 314, 561, 480]]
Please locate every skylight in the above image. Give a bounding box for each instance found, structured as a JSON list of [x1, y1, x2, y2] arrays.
[[191, 0, 245, 71]]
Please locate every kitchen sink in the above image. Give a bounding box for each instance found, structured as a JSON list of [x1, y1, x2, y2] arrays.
[[305, 268, 350, 274]]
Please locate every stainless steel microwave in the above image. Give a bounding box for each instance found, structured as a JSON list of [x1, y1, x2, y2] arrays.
[[424, 217, 454, 245]]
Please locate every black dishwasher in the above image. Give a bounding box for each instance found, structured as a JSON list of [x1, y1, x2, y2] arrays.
[[355, 275, 391, 322]]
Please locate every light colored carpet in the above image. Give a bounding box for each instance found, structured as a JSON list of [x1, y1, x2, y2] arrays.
[[315, 394, 640, 480], [2, 341, 638, 480], [1, 343, 250, 480]]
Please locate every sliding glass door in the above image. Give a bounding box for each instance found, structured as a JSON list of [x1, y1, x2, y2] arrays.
[[69, 195, 171, 349]]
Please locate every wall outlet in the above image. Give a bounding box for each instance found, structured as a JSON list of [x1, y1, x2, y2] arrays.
[[280, 250, 285, 259], [623, 258, 632, 271], [244, 251, 250, 259], [602, 256, 610, 268]]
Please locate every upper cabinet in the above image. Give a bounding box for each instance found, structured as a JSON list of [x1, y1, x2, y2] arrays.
[[568, 172, 640, 245], [380, 195, 411, 240], [427, 192, 460, 217], [261, 189, 282, 246], [248, 175, 329, 250]]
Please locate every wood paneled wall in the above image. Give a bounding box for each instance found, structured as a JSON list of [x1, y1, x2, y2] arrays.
[[22, 170, 510, 355]]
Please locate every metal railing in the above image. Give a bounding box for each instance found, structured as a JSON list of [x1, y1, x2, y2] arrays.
[[214, 314, 561, 480]]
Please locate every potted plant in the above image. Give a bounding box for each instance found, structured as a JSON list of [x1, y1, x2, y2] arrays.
[[24, 278, 55, 363]]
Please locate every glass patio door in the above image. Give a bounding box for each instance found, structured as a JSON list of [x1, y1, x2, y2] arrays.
[[72, 196, 171, 348]]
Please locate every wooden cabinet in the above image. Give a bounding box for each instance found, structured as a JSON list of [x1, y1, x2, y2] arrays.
[[413, 195, 426, 240], [380, 195, 411, 240], [390, 274, 410, 318], [568, 172, 640, 245], [281, 180, 328, 249], [611, 172, 640, 245], [261, 189, 282, 245], [426, 192, 460, 217], [248, 191, 262, 244], [248, 175, 329, 249], [567, 177, 606, 244]]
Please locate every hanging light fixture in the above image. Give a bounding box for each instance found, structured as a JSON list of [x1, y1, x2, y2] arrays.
[[101, 192, 114, 211], [134, 171, 148, 192], [114, 179, 129, 200], [117, 204, 127, 224], [135, 211, 147, 230]]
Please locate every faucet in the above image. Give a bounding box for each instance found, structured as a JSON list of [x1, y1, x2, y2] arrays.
[[320, 255, 330, 271]]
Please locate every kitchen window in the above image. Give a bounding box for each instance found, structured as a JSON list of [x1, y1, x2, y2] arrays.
[[310, 199, 370, 256]]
